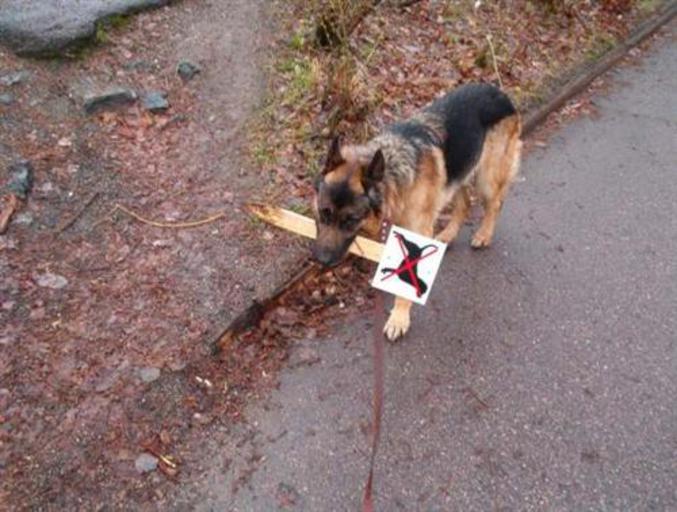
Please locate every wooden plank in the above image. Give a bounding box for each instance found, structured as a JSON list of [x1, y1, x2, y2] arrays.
[[248, 203, 383, 263]]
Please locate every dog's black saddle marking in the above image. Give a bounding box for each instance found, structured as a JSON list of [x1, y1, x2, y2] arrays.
[[426, 83, 516, 184]]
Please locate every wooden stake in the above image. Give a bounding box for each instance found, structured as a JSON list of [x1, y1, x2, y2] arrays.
[[247, 203, 384, 263]]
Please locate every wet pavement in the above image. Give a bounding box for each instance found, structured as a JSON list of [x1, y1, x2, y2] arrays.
[[172, 25, 676, 511]]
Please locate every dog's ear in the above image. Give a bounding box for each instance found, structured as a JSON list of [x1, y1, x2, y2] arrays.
[[363, 150, 385, 212], [363, 149, 385, 186], [323, 136, 344, 175]]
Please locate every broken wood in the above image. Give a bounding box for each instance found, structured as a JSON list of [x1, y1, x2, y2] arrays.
[[247, 203, 384, 263]]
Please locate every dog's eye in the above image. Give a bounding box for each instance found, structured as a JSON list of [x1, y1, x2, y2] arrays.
[[320, 208, 332, 223], [341, 216, 361, 230]]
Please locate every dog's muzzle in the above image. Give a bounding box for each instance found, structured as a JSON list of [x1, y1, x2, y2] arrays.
[[311, 235, 356, 267], [311, 243, 343, 267]]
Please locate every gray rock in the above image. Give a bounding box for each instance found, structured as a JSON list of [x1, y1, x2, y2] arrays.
[[177, 60, 201, 81], [13, 212, 33, 225], [34, 272, 68, 289], [276, 482, 301, 507], [0, 1, 170, 57], [0, 71, 29, 86], [142, 91, 169, 113], [0, 94, 14, 105], [83, 87, 137, 114], [36, 181, 57, 195], [6, 160, 34, 199], [94, 360, 130, 392], [123, 59, 157, 72], [134, 453, 158, 473], [138, 366, 160, 382], [0, 237, 17, 250]]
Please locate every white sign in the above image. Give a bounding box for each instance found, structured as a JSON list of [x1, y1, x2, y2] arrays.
[[371, 226, 447, 305]]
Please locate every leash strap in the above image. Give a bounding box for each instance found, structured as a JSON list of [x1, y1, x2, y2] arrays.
[[362, 291, 385, 512], [362, 221, 390, 512]]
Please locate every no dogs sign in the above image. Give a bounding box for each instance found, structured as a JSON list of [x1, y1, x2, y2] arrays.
[[371, 226, 447, 305]]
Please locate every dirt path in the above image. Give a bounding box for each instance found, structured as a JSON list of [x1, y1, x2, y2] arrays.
[[1, 1, 307, 509]]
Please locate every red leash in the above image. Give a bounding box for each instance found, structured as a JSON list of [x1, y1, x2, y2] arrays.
[[362, 289, 385, 511], [362, 221, 390, 511]]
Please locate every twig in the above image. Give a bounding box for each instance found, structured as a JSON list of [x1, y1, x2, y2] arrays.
[[568, 5, 589, 31], [486, 34, 503, 89], [113, 203, 225, 229], [89, 206, 118, 231], [56, 191, 100, 234], [316, 0, 382, 48], [464, 386, 489, 409]]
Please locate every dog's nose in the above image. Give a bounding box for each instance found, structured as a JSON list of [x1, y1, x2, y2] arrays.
[[312, 244, 338, 267]]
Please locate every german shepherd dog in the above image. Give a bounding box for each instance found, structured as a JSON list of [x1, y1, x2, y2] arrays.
[[311, 83, 522, 340]]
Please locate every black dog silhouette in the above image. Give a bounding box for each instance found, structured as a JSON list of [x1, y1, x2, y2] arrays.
[[381, 232, 436, 297]]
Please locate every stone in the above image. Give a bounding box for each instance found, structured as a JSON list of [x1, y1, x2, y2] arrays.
[[141, 91, 169, 113], [34, 272, 68, 289], [83, 87, 137, 114], [36, 181, 58, 195], [14, 212, 33, 226], [177, 60, 201, 81], [0, 238, 17, 250], [138, 366, 160, 383], [123, 60, 157, 72], [29, 307, 46, 320], [0, 71, 28, 86], [134, 453, 158, 473], [0, 94, 14, 105], [0, 1, 170, 57], [93, 359, 130, 392], [6, 160, 34, 199]]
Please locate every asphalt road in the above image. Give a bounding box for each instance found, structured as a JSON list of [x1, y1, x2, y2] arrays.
[[186, 26, 676, 511]]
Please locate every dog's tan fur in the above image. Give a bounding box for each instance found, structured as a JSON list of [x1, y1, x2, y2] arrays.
[[438, 114, 522, 247], [325, 113, 522, 340]]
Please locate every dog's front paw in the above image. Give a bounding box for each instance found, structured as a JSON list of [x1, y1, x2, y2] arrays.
[[471, 230, 493, 249], [383, 309, 411, 341]]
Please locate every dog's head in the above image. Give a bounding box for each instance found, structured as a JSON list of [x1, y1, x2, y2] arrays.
[[311, 136, 385, 267]]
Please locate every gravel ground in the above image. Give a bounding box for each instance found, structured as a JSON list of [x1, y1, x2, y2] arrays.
[[1, 1, 308, 509]]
